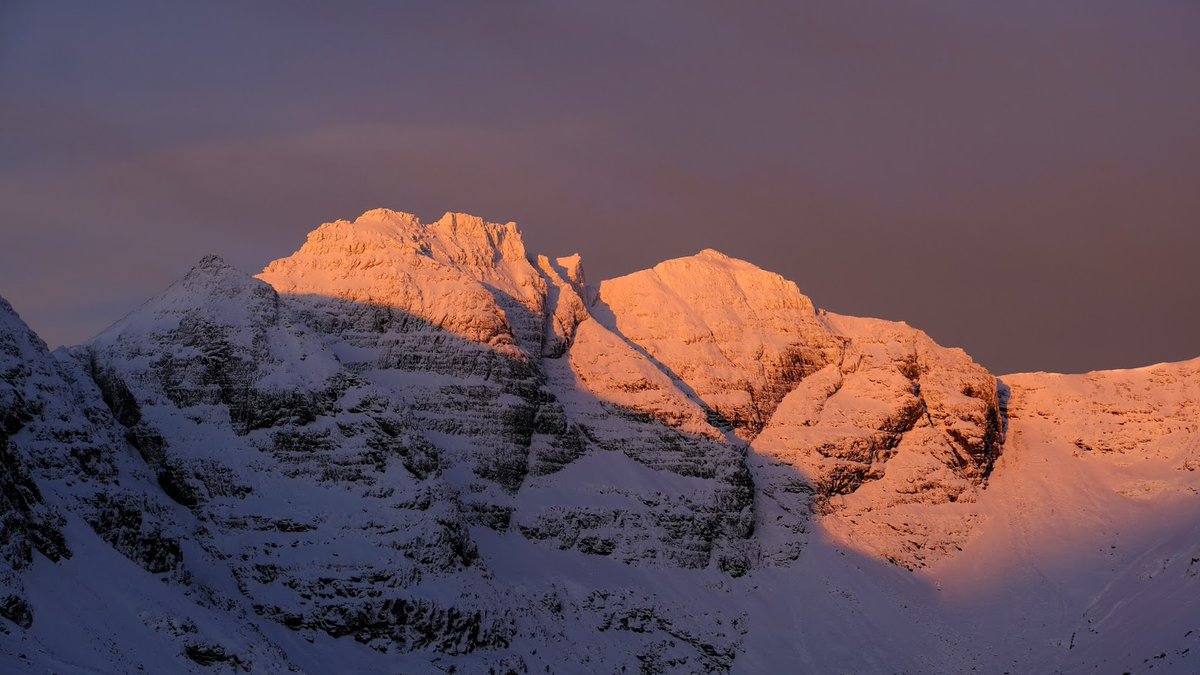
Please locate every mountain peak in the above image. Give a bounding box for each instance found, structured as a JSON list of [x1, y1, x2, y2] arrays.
[[556, 253, 585, 287], [13, 205, 1200, 674], [256, 208, 546, 355], [428, 211, 527, 265], [0, 293, 47, 355], [353, 207, 421, 228], [0, 293, 20, 321], [262, 207, 533, 270], [434, 211, 487, 227], [630, 248, 796, 294], [189, 254, 236, 274], [288, 209, 527, 258], [641, 248, 758, 277], [346, 209, 518, 241], [89, 253, 277, 349], [180, 255, 260, 290]]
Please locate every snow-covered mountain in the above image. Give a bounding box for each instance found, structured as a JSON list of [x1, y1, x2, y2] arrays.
[[1, 209, 1196, 673]]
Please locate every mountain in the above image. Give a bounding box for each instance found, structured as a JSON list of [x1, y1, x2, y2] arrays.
[[1, 209, 1196, 673]]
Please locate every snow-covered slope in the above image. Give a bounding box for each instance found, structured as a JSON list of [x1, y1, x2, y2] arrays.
[[925, 361, 1200, 673], [1, 209, 1196, 673], [0, 294, 292, 672]]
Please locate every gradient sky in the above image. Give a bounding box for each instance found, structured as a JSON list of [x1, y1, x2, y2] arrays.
[[1, 1, 1197, 374]]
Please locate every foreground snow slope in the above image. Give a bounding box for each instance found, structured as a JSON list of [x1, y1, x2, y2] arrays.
[[925, 361, 1200, 673], [1, 209, 1196, 673]]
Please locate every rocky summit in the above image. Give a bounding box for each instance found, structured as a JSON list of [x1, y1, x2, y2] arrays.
[[1, 209, 1197, 673]]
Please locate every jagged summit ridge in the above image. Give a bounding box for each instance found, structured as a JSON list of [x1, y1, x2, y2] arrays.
[[284, 208, 530, 269], [253, 210, 1003, 551], [190, 253, 236, 272], [257, 208, 548, 357], [2, 205, 1198, 673], [252, 208, 1003, 525], [102, 210, 1005, 564]]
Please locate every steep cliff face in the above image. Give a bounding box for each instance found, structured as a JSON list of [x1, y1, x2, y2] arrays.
[[1, 209, 1194, 673], [257, 209, 547, 359], [56, 213, 765, 669], [254, 211, 756, 574], [0, 296, 292, 671], [592, 250, 1002, 568], [83, 255, 503, 654], [256, 210, 568, 508], [754, 314, 1002, 568], [0, 291, 188, 587], [594, 249, 844, 436], [0, 298, 69, 631]]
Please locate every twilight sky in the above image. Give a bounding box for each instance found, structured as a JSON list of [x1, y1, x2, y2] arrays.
[[1, 2, 1197, 374]]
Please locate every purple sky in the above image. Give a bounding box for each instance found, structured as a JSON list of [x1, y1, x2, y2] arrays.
[[1, 2, 1197, 374]]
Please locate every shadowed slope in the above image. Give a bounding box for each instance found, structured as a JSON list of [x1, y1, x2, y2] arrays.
[[0, 209, 1196, 673]]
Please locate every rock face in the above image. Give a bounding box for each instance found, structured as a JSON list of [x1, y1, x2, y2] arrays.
[[0, 208, 1195, 673], [0, 298, 69, 630], [753, 313, 1002, 568], [594, 249, 843, 436], [593, 250, 1002, 567], [1003, 360, 1200, 463], [255, 211, 755, 574], [257, 209, 547, 358], [83, 254, 499, 655], [0, 286, 294, 671]]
